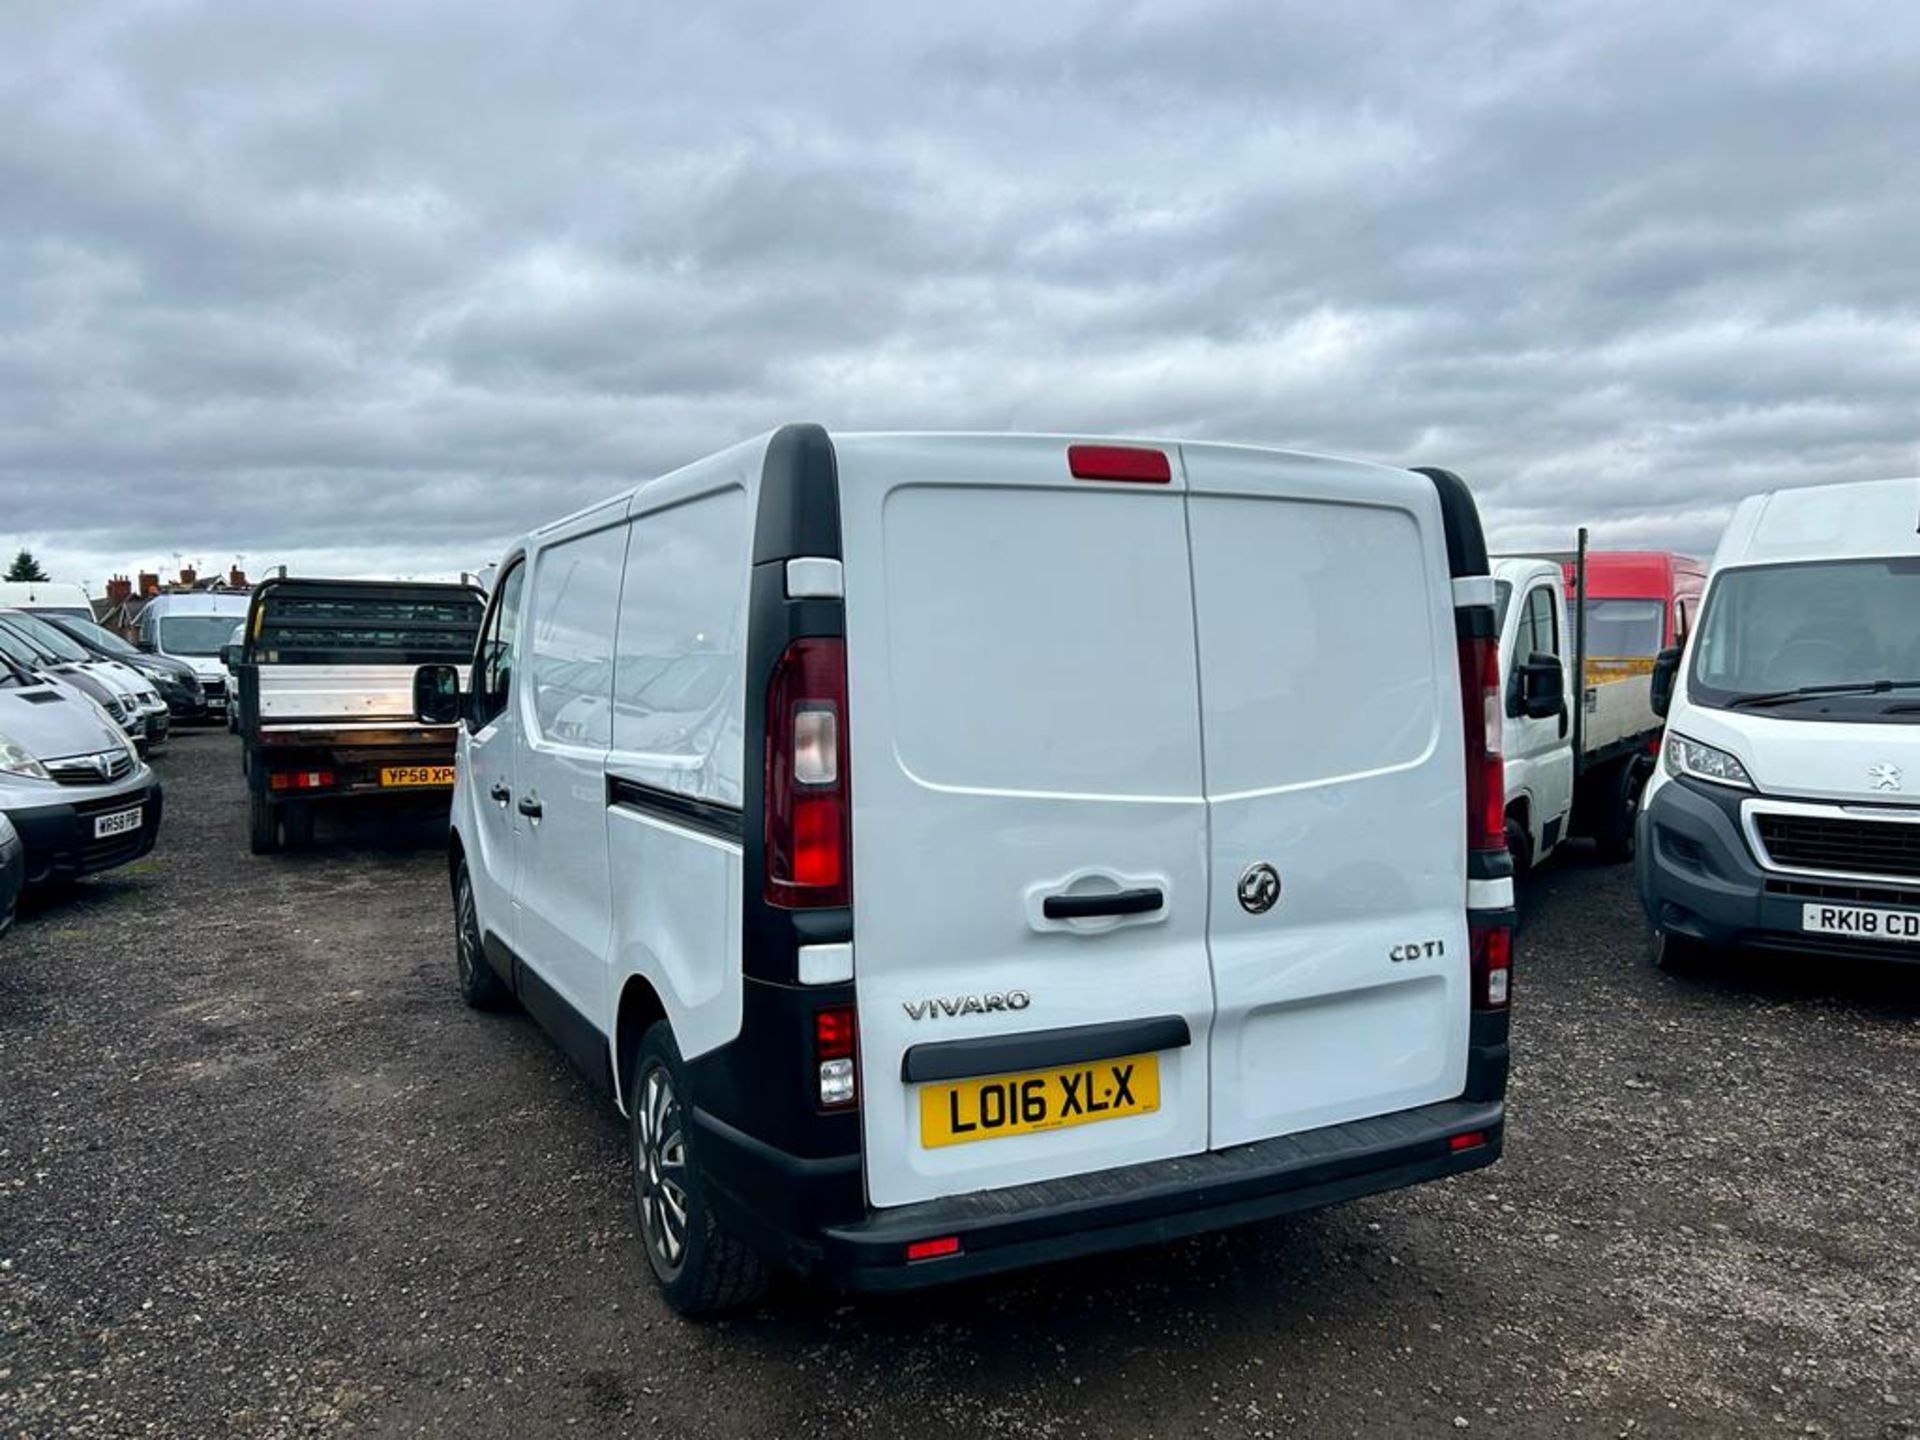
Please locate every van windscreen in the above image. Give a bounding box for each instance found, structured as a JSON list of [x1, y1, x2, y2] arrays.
[[1690, 558, 1920, 715], [1581, 598, 1664, 658], [161, 616, 245, 656], [255, 590, 484, 665]]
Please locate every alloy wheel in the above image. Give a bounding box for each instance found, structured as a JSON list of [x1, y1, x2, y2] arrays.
[[455, 873, 480, 987], [635, 1064, 691, 1278]]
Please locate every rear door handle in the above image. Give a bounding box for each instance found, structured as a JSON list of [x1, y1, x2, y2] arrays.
[[516, 794, 542, 820], [1042, 887, 1164, 921], [490, 782, 511, 805]]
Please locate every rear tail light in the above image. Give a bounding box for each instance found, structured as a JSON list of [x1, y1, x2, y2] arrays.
[[815, 1004, 857, 1109], [1457, 632, 1505, 852], [1470, 922, 1512, 1009], [766, 637, 851, 908], [268, 770, 334, 791]]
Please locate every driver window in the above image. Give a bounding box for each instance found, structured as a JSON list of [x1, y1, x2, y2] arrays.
[[1523, 586, 1560, 658], [473, 562, 525, 728]]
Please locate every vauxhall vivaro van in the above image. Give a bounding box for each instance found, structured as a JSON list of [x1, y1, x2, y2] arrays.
[[414, 426, 1515, 1313], [1641, 477, 1920, 968]]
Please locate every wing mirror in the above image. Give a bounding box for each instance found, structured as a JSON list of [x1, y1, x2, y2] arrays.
[[1651, 646, 1682, 719], [219, 643, 242, 668], [1517, 652, 1566, 720], [414, 663, 463, 725]]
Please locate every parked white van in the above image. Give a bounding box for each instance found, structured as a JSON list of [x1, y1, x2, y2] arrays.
[[1640, 477, 1920, 968], [416, 426, 1514, 1313], [136, 592, 252, 721], [0, 581, 92, 622]]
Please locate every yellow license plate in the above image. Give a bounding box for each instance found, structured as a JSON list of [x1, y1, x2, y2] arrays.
[[380, 765, 456, 787], [919, 1053, 1160, 1149]]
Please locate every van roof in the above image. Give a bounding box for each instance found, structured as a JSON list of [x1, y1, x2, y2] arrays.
[[141, 591, 253, 616], [529, 429, 1437, 554], [1493, 550, 1705, 598], [1715, 477, 1920, 570], [0, 581, 89, 604]]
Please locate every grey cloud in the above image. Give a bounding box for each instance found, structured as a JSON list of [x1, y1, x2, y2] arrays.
[[2, 0, 1918, 590]]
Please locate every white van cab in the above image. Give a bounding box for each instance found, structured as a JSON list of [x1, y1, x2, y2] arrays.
[[416, 426, 1514, 1313], [1640, 477, 1920, 967], [0, 581, 92, 622], [137, 592, 252, 721]]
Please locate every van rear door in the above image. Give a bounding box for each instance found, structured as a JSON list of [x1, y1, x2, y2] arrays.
[[839, 436, 1215, 1210], [1180, 446, 1470, 1148]]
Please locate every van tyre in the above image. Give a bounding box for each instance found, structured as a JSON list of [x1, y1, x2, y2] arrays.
[[1593, 757, 1649, 864], [453, 862, 510, 1011], [248, 791, 280, 854], [1650, 925, 1711, 972], [1505, 814, 1532, 880], [281, 801, 314, 851], [630, 1022, 767, 1317]]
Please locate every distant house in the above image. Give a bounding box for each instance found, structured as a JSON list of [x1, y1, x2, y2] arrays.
[[94, 567, 252, 640]]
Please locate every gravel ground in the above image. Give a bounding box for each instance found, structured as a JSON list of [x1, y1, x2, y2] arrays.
[[3, 730, 1918, 1439]]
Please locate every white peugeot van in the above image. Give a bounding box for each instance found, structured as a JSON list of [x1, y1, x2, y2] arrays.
[[415, 426, 1514, 1313], [137, 592, 252, 722], [1640, 477, 1920, 967]]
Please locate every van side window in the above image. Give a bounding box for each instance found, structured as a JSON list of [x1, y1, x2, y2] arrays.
[[1522, 585, 1559, 659], [526, 525, 626, 748], [472, 562, 525, 729], [611, 488, 748, 804]]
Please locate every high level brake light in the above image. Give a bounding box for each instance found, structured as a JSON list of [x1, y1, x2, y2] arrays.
[[1067, 444, 1172, 484], [765, 637, 851, 908]]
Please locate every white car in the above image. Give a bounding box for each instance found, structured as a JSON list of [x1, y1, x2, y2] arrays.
[[0, 609, 168, 750], [222, 622, 245, 732], [1640, 476, 1920, 969], [416, 426, 1513, 1313]]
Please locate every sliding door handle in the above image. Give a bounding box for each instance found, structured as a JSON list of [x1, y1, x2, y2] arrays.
[[1042, 887, 1164, 921]]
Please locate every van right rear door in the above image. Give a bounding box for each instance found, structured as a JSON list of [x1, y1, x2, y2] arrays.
[[1179, 445, 1471, 1150], [839, 436, 1216, 1210]]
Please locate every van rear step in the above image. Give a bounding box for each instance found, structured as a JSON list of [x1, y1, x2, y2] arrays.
[[819, 1099, 1502, 1292]]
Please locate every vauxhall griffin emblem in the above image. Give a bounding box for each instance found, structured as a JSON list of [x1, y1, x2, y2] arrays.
[[1237, 862, 1281, 915]]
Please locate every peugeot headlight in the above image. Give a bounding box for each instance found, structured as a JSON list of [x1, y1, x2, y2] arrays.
[[1664, 733, 1754, 791], [0, 730, 50, 781]]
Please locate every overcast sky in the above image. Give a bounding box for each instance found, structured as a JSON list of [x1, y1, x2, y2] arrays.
[[3, 0, 1917, 592]]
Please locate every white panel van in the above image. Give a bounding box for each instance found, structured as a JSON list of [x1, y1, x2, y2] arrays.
[[416, 426, 1514, 1313], [1640, 477, 1920, 968], [136, 592, 253, 720], [0, 581, 92, 622]]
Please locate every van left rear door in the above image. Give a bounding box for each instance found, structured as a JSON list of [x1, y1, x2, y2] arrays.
[[840, 435, 1216, 1210]]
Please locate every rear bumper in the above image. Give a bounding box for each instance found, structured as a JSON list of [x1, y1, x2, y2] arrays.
[[252, 736, 458, 801], [1637, 777, 1920, 963], [6, 783, 164, 884], [694, 1095, 1502, 1293]]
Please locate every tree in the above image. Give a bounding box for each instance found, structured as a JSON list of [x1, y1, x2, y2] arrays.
[[5, 550, 49, 583]]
